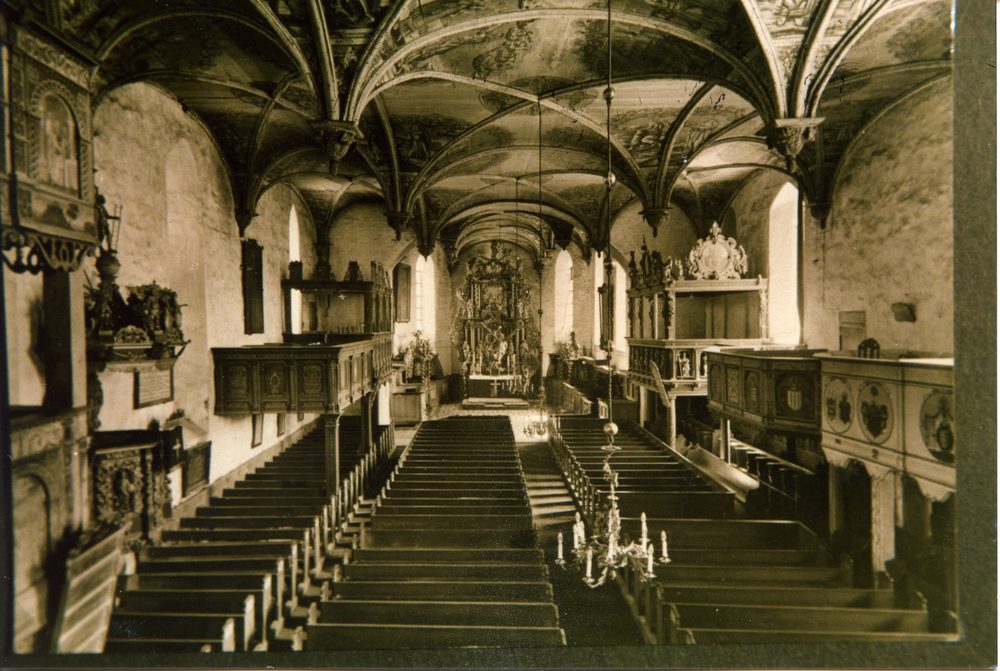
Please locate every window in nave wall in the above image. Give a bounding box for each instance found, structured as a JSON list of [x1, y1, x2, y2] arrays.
[[289, 205, 302, 335], [553, 249, 574, 343], [769, 181, 801, 344], [613, 260, 628, 368], [592, 253, 628, 369]]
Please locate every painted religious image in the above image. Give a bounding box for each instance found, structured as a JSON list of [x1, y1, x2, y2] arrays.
[[2, 0, 983, 665], [41, 94, 79, 193]]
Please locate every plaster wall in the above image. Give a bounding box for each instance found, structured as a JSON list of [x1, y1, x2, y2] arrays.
[[323, 203, 450, 363], [725, 170, 790, 278], [4, 270, 46, 405], [803, 76, 953, 353], [570, 244, 596, 358], [91, 83, 316, 501], [389, 244, 454, 373], [725, 171, 800, 342], [612, 200, 700, 275]]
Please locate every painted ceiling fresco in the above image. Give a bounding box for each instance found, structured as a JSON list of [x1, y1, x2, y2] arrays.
[[54, 0, 951, 253]]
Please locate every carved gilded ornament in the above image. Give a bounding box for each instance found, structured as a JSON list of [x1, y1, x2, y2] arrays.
[[2, 225, 95, 274], [16, 30, 90, 88], [686, 223, 748, 280]]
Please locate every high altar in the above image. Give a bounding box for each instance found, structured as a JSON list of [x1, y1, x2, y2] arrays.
[[452, 242, 540, 400]]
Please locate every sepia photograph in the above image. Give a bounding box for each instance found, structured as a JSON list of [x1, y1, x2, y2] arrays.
[[0, 0, 993, 667]]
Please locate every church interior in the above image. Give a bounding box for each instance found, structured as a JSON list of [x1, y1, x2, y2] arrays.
[[1, 0, 989, 664]]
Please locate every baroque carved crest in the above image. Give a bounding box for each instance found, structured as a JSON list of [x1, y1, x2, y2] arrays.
[[686, 223, 748, 280]]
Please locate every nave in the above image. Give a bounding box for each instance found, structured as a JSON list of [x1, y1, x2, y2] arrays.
[[97, 410, 953, 654]]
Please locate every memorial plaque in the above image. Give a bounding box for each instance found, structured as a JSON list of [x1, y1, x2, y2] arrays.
[[134, 367, 174, 408]]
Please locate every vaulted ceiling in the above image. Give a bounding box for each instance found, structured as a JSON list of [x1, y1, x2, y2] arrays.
[[33, 0, 951, 263]]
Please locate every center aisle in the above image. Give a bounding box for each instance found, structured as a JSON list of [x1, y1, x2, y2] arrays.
[[305, 416, 567, 649], [519, 441, 647, 647]]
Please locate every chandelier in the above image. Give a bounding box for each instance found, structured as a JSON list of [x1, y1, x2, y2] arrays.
[[554, 0, 669, 587], [524, 101, 549, 439]]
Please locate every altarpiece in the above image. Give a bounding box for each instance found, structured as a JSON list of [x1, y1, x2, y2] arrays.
[[452, 242, 540, 399]]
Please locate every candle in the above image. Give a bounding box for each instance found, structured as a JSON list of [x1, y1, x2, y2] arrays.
[[557, 532, 564, 561], [647, 546, 654, 574], [641, 512, 648, 550], [586, 548, 593, 579], [661, 530, 668, 558]]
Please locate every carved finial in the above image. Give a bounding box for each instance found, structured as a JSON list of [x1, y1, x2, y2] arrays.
[[763, 118, 824, 172], [312, 121, 363, 174], [809, 200, 832, 229], [235, 208, 257, 236], [641, 208, 670, 237], [385, 211, 411, 240], [417, 239, 435, 258]]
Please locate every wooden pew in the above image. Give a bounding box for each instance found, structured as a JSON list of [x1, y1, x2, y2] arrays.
[[304, 622, 566, 649], [363, 528, 537, 549], [108, 607, 252, 651], [349, 548, 546, 564], [340, 562, 549, 582], [315, 599, 560, 627]]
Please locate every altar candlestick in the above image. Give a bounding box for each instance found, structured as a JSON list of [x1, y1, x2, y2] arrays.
[[557, 532, 564, 561], [586, 548, 593, 579], [647, 546, 654, 574], [641, 512, 648, 550], [661, 530, 668, 558]]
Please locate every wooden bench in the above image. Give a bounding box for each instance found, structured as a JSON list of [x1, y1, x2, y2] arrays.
[[655, 584, 896, 608], [115, 589, 270, 648], [108, 609, 252, 652], [371, 514, 533, 531], [341, 562, 549, 582], [304, 622, 565, 649], [685, 628, 960, 644], [364, 528, 537, 549], [618, 518, 814, 550], [329, 579, 554, 601], [349, 548, 545, 564], [315, 599, 560, 627], [372, 505, 533, 517], [179, 515, 318, 530], [650, 564, 851, 587], [672, 601, 929, 632]]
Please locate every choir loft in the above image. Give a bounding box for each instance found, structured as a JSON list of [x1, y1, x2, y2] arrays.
[[1, 0, 968, 661]]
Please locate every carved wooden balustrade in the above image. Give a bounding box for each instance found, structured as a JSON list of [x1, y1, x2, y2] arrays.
[[212, 334, 392, 417], [548, 415, 599, 525]]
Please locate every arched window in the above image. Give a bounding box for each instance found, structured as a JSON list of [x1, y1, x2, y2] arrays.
[[768, 181, 800, 343], [420, 254, 437, 343], [288, 205, 302, 334], [553, 250, 574, 343], [413, 255, 425, 331], [613, 259, 628, 367]]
